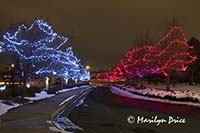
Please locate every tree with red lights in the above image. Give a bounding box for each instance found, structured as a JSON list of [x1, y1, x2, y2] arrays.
[[125, 45, 159, 78], [97, 26, 196, 91], [153, 26, 196, 90], [125, 26, 196, 90]]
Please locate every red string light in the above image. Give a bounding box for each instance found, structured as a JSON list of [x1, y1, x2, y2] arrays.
[[97, 26, 197, 82]]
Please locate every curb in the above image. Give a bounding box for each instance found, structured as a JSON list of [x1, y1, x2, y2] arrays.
[[49, 86, 94, 132]]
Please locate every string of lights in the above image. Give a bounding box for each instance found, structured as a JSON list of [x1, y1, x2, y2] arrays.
[[0, 19, 90, 81], [97, 26, 196, 82]]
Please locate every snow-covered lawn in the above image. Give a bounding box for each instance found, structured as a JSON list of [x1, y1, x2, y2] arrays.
[[111, 85, 200, 107], [111, 86, 200, 107], [125, 86, 200, 101], [24, 91, 55, 101], [0, 100, 21, 116], [144, 83, 200, 92]]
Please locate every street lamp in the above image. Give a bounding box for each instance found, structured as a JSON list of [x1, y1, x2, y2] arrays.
[[11, 64, 15, 68], [86, 65, 90, 70]]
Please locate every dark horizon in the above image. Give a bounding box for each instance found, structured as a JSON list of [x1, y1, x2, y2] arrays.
[[0, 0, 200, 70]]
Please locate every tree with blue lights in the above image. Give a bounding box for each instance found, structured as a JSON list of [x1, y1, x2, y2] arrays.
[[33, 47, 90, 89], [0, 42, 3, 52], [0, 19, 90, 90]]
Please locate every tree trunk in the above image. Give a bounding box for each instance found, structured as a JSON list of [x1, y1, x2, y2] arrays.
[[190, 70, 194, 85], [138, 78, 144, 89], [173, 81, 176, 87], [22, 71, 27, 97], [147, 80, 150, 84], [22, 74, 27, 89], [166, 75, 170, 91], [61, 78, 64, 89]]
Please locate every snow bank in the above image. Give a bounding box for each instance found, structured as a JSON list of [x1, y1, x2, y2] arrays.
[[49, 126, 74, 133], [56, 117, 83, 131], [123, 86, 200, 101], [111, 86, 200, 107], [146, 83, 200, 92], [24, 91, 55, 101], [0, 100, 21, 116], [75, 97, 86, 107], [0, 86, 6, 91]]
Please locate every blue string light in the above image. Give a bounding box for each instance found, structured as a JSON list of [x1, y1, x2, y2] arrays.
[[0, 19, 90, 81], [0, 42, 3, 52]]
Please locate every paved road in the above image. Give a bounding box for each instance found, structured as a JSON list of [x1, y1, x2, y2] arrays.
[[70, 86, 200, 133], [0, 85, 91, 133]]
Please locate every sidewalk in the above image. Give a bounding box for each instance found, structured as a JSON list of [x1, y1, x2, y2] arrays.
[[0, 85, 91, 133]]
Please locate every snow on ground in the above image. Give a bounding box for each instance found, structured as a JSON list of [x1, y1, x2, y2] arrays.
[[56, 117, 83, 131], [145, 83, 200, 92], [122, 85, 200, 101], [110, 86, 200, 107], [49, 126, 74, 133], [0, 100, 21, 116], [76, 97, 86, 107], [24, 91, 55, 101]]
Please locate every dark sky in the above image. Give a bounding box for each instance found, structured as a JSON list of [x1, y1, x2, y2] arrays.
[[0, 0, 200, 70]]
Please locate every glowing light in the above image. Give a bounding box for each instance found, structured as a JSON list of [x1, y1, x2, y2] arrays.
[[45, 76, 49, 90], [0, 19, 90, 82], [11, 64, 15, 68], [97, 26, 196, 82], [75, 79, 78, 84], [0, 42, 3, 52], [53, 71, 57, 75], [65, 79, 69, 85], [0, 86, 6, 91], [86, 65, 90, 70], [26, 83, 31, 88], [0, 82, 5, 86]]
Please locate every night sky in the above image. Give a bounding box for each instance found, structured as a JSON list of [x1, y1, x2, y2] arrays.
[[0, 0, 199, 70]]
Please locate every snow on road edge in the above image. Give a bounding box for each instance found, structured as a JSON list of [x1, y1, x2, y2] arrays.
[[110, 86, 200, 107], [0, 100, 21, 116]]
